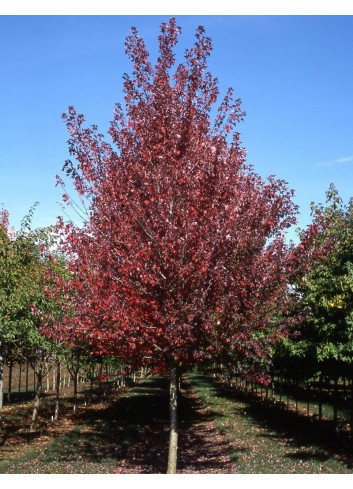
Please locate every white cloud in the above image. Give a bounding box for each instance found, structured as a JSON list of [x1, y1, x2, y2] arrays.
[[316, 156, 353, 167]]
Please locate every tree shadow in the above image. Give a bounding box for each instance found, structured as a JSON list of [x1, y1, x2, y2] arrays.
[[193, 375, 353, 470], [32, 375, 236, 473]]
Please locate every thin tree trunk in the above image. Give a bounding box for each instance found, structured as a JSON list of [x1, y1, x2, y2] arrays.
[[7, 360, 13, 403], [318, 377, 323, 421], [25, 361, 29, 393], [0, 349, 4, 433], [46, 364, 50, 393], [73, 371, 78, 412], [333, 377, 338, 425], [167, 361, 178, 474], [30, 367, 43, 431], [55, 360, 61, 420], [272, 380, 275, 404], [99, 364, 103, 394], [18, 362, 22, 393], [348, 379, 353, 433], [53, 367, 56, 391]]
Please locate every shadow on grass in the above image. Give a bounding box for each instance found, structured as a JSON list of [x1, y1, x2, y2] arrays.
[[285, 450, 330, 462], [22, 375, 237, 473], [190, 374, 353, 470], [42, 377, 171, 467]]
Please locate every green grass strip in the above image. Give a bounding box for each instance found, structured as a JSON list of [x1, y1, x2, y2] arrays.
[[188, 373, 352, 474]]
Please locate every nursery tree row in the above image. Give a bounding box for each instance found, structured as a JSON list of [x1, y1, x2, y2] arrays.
[[1, 18, 351, 473], [0, 206, 134, 432]]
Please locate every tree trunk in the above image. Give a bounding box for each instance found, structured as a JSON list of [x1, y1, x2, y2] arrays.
[[30, 368, 43, 431], [18, 362, 22, 393], [46, 364, 50, 393], [0, 348, 4, 433], [33, 364, 36, 392], [333, 377, 338, 426], [318, 377, 323, 421], [306, 382, 310, 417], [73, 371, 78, 412], [348, 379, 353, 433], [7, 360, 13, 403], [167, 361, 178, 474], [55, 360, 61, 420], [99, 364, 103, 394], [25, 362, 29, 393]]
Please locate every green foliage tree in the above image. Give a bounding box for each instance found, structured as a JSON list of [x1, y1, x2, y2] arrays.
[[0, 204, 66, 431], [274, 184, 353, 423]]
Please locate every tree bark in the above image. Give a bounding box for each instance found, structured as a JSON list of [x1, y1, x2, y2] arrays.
[[73, 370, 78, 412], [7, 360, 13, 403], [348, 379, 353, 433], [167, 361, 178, 474], [53, 367, 56, 391], [18, 362, 22, 393], [30, 367, 43, 431], [46, 363, 50, 393], [333, 377, 338, 426], [33, 363, 36, 392], [55, 360, 61, 419], [25, 361, 29, 393], [0, 348, 3, 433], [318, 377, 323, 421]]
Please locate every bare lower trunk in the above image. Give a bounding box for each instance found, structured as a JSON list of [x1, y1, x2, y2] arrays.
[[55, 360, 61, 420], [99, 364, 103, 394], [25, 362, 29, 393], [333, 377, 338, 426], [0, 350, 3, 433], [348, 379, 353, 433], [73, 371, 78, 412], [46, 364, 50, 393], [318, 377, 323, 421], [18, 362, 22, 393], [167, 361, 178, 474], [30, 369, 43, 431], [7, 361, 13, 403]]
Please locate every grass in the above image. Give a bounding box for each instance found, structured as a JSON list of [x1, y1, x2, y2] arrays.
[[262, 380, 351, 424], [188, 373, 353, 474], [1, 372, 353, 473], [0, 376, 170, 473]]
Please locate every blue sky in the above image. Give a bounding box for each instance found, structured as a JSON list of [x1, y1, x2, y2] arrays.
[[1, 15, 353, 242]]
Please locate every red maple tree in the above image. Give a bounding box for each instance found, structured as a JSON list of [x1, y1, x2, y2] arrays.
[[46, 18, 318, 472]]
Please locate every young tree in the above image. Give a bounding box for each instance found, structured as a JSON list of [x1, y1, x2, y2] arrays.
[[277, 185, 353, 425], [0, 205, 65, 432], [48, 19, 318, 472]]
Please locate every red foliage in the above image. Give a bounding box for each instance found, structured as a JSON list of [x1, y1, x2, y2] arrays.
[[45, 19, 319, 374], [0, 206, 9, 232]]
